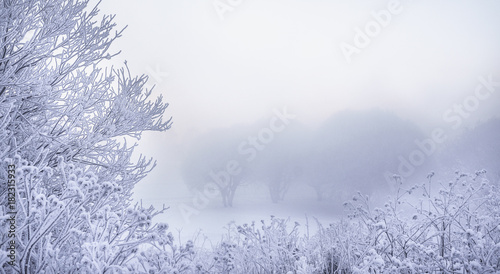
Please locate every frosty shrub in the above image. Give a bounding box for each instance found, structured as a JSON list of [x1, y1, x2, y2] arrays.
[[0, 0, 171, 185], [0, 0, 172, 273], [343, 171, 500, 273], [0, 155, 170, 273], [207, 216, 304, 273], [309, 220, 366, 273]]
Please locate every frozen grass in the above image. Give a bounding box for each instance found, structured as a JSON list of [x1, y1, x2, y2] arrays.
[[3, 165, 499, 273], [154, 170, 500, 273]]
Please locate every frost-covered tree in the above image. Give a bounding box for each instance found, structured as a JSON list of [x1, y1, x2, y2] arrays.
[[0, 0, 171, 195], [0, 0, 172, 272]]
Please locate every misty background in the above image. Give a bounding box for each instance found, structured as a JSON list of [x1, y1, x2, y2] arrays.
[[93, 0, 500, 241]]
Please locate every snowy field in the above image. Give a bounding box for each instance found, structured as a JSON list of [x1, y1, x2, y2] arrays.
[[147, 183, 345, 245]]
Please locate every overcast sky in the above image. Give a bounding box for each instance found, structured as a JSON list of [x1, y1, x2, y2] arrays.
[[93, 0, 500, 207]]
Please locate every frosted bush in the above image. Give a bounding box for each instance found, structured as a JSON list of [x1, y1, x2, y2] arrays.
[[343, 170, 500, 273], [0, 156, 170, 273]]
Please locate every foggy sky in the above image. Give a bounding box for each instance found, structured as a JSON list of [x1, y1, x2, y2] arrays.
[[92, 0, 500, 206]]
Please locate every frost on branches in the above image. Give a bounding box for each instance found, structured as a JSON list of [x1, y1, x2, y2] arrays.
[[0, 155, 171, 273], [342, 171, 500, 273], [0, 0, 173, 273], [0, 0, 171, 182]]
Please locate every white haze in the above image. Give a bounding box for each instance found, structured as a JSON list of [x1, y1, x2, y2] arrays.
[[93, 0, 500, 241]]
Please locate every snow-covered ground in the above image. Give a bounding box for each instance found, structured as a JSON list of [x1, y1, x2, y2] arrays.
[[147, 182, 345, 245]]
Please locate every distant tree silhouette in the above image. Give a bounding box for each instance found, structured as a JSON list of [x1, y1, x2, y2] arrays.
[[182, 126, 252, 207], [305, 109, 425, 202]]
